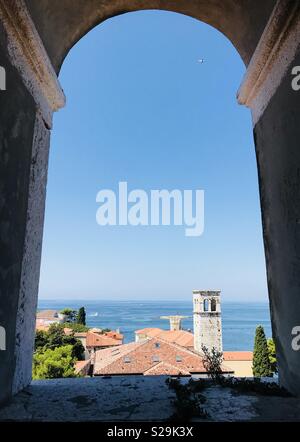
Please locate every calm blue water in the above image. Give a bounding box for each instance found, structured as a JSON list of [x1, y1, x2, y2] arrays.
[[38, 300, 272, 351]]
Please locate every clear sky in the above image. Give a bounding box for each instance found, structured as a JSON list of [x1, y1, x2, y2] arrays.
[[38, 10, 268, 302]]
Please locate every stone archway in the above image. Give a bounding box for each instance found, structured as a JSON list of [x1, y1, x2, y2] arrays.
[[1, 0, 300, 406]]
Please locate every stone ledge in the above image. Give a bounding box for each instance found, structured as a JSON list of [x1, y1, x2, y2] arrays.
[[0, 376, 300, 422]]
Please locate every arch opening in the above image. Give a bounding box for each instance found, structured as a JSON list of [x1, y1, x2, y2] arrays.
[[35, 10, 271, 385]]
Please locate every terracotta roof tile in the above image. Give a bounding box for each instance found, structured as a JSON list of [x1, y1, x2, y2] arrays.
[[144, 361, 190, 376], [105, 330, 124, 340], [35, 324, 50, 332], [75, 360, 91, 375], [36, 310, 60, 320], [86, 331, 122, 348], [135, 328, 194, 347], [94, 338, 227, 376], [223, 351, 253, 361], [135, 328, 162, 337], [158, 330, 194, 347]]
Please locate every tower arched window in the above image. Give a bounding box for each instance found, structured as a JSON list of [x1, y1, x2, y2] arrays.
[[211, 298, 217, 312], [203, 299, 209, 312]]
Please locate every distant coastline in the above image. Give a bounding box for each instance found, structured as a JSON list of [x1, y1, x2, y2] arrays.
[[37, 299, 271, 351]]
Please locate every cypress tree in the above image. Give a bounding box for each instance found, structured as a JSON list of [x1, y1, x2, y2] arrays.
[[253, 325, 272, 377], [77, 307, 86, 326]]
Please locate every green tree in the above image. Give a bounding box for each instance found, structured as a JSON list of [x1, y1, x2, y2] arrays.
[[267, 338, 277, 374], [35, 323, 84, 360], [61, 322, 88, 333], [101, 328, 111, 334], [77, 307, 86, 326], [33, 345, 77, 380], [201, 345, 223, 382], [60, 308, 77, 323], [35, 330, 49, 350], [253, 326, 272, 377]]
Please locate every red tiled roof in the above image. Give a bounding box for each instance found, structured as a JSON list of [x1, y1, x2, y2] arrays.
[[86, 331, 122, 348], [135, 328, 194, 348], [74, 332, 87, 338], [223, 351, 253, 361], [105, 330, 124, 340], [158, 330, 194, 347], [144, 361, 190, 376], [36, 310, 60, 320], [35, 324, 50, 332], [75, 360, 91, 375], [94, 337, 231, 376], [135, 328, 162, 337]]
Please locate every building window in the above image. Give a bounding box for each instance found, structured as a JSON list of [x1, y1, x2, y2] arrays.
[[203, 299, 209, 312], [211, 298, 216, 311]]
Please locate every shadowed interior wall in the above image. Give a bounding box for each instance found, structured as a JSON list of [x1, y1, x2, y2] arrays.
[[254, 48, 300, 395], [0, 21, 37, 405]]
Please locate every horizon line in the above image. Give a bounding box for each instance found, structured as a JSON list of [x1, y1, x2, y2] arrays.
[[38, 297, 269, 303]]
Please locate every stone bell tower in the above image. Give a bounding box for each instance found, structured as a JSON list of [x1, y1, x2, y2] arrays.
[[193, 290, 222, 353]]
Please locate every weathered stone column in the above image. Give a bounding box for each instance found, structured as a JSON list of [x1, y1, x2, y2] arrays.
[[0, 0, 65, 405], [238, 1, 300, 395]]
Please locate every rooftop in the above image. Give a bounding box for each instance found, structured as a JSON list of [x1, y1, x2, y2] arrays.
[[36, 310, 61, 320], [94, 337, 232, 376], [86, 331, 123, 348], [223, 351, 253, 361]]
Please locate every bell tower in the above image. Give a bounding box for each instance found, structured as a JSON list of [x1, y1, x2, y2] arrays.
[[193, 290, 222, 353]]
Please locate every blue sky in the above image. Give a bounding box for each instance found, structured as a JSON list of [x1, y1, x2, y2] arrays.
[[38, 10, 268, 302]]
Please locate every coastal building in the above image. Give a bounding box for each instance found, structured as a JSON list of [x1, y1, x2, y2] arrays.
[[134, 328, 253, 377], [116, 290, 253, 377], [223, 352, 253, 377], [75, 330, 124, 361], [93, 337, 233, 377], [193, 290, 223, 353], [36, 310, 66, 327]]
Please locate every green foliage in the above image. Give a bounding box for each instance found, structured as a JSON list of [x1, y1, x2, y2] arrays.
[[166, 378, 208, 421], [35, 330, 49, 349], [201, 345, 223, 381], [61, 322, 89, 333], [267, 338, 277, 374], [101, 328, 111, 334], [77, 307, 86, 326], [33, 345, 77, 380], [219, 376, 291, 397], [35, 323, 84, 360], [253, 326, 272, 377], [60, 308, 78, 323]]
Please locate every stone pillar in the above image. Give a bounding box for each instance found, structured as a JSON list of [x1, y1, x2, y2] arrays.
[[0, 0, 65, 405], [238, 1, 300, 395], [160, 315, 188, 331]]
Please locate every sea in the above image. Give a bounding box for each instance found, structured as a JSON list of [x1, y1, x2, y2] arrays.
[[38, 299, 272, 351]]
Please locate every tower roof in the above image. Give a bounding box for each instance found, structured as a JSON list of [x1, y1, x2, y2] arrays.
[[193, 290, 221, 296]]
